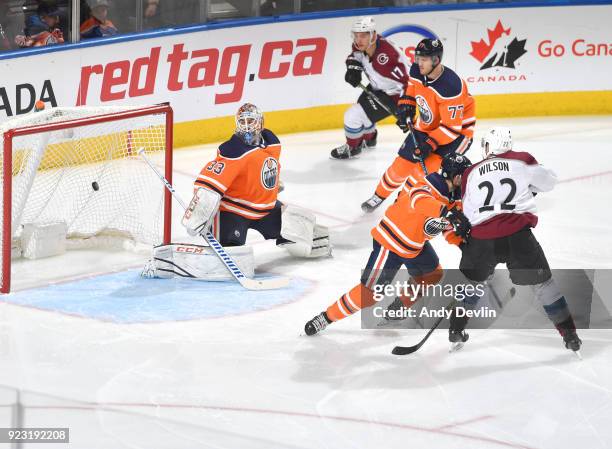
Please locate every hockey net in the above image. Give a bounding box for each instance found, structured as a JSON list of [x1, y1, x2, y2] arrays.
[[0, 103, 173, 293]]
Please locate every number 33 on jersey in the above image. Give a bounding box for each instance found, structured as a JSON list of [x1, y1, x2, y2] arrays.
[[195, 129, 282, 220]]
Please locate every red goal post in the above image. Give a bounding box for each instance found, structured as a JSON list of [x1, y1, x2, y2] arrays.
[[1, 103, 174, 293]]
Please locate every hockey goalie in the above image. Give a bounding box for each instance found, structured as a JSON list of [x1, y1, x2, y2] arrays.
[[142, 103, 332, 281]]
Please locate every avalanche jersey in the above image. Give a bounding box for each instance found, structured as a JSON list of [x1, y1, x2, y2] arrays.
[[194, 129, 281, 220], [349, 36, 410, 97], [371, 174, 461, 258], [461, 151, 557, 239], [405, 63, 475, 147]]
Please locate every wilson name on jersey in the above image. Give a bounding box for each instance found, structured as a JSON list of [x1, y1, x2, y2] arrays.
[[461, 151, 558, 239], [194, 129, 281, 220]]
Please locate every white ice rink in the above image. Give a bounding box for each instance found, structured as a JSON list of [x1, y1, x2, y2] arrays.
[[1, 116, 611, 449]]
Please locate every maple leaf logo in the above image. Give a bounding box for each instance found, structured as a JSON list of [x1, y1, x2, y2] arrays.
[[470, 20, 511, 63], [470, 20, 527, 70]]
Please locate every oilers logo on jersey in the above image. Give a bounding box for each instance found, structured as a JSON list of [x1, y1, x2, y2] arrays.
[[423, 217, 450, 238], [416, 95, 433, 124], [261, 157, 279, 189]]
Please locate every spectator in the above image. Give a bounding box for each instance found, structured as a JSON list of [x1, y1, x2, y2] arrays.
[[1, 3, 15, 51], [143, 0, 166, 30], [15, 2, 65, 48], [80, 0, 118, 39]]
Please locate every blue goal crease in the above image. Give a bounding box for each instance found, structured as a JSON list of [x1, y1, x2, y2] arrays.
[[6, 269, 308, 324]]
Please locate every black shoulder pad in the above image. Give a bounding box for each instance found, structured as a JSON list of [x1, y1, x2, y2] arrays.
[[430, 67, 462, 98], [261, 129, 280, 146], [219, 134, 254, 159]]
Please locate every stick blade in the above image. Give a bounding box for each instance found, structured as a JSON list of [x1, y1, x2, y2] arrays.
[[240, 276, 290, 291], [392, 345, 419, 356]]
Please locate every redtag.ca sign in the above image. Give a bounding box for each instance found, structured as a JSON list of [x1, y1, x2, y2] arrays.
[[76, 38, 327, 106]]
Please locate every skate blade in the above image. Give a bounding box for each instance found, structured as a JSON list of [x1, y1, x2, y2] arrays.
[[573, 350, 583, 360], [376, 319, 405, 328], [449, 342, 465, 353]]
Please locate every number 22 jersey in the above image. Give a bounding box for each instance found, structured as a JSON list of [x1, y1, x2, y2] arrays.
[[460, 150, 557, 239]]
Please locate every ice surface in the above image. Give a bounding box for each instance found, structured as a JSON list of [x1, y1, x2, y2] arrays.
[[0, 116, 611, 448]]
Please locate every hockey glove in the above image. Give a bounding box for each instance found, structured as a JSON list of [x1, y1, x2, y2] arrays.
[[396, 95, 416, 132], [413, 135, 437, 161], [446, 208, 471, 241], [182, 188, 221, 236], [345, 56, 363, 88]]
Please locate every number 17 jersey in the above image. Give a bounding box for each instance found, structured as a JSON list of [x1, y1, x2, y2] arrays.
[[460, 151, 557, 239]]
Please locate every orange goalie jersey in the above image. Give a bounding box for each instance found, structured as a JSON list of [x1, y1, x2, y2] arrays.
[[371, 174, 462, 257], [194, 129, 281, 220]]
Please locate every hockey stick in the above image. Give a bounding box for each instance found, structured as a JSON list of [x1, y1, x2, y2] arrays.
[[391, 299, 455, 355], [138, 148, 290, 291], [392, 285, 517, 355], [357, 83, 428, 176]]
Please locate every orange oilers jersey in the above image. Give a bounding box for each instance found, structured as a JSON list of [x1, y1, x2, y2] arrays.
[[194, 129, 281, 220], [405, 63, 476, 146], [371, 174, 460, 258]]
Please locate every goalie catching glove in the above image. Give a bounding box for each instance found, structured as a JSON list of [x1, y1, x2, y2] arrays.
[[277, 204, 332, 258], [181, 188, 221, 236]]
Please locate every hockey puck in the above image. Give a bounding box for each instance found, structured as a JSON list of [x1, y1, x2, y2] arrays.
[[92, 181, 99, 191]]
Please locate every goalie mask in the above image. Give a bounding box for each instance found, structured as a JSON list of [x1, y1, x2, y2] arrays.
[[235, 103, 264, 145]]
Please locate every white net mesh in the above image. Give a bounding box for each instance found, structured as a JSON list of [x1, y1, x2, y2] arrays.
[[1, 105, 172, 292]]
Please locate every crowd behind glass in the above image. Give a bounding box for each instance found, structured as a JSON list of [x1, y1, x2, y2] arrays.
[[1, 0, 519, 52]]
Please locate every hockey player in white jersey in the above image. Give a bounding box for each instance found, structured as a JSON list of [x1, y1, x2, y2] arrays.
[[448, 128, 582, 353], [330, 16, 410, 159]]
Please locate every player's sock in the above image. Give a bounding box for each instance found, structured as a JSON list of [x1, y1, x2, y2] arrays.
[[374, 156, 414, 199], [326, 284, 374, 322], [384, 266, 443, 321], [363, 130, 377, 149], [543, 297, 582, 351]]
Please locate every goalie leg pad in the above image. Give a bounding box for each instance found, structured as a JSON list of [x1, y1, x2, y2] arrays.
[[141, 243, 254, 281], [280, 204, 316, 246], [182, 188, 222, 236]]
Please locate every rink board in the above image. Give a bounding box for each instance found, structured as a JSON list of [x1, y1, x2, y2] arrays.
[[1, 2, 611, 147]]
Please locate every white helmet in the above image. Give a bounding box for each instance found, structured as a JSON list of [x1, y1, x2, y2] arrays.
[[481, 127, 512, 159], [351, 17, 376, 47]]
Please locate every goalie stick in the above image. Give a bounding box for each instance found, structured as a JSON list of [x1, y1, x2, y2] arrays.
[[358, 83, 428, 176], [138, 148, 289, 291], [391, 286, 517, 356]]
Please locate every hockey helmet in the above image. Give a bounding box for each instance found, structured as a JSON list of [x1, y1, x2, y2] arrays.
[[415, 38, 444, 62], [351, 17, 376, 47], [235, 103, 264, 145], [481, 127, 512, 159], [441, 153, 472, 180]]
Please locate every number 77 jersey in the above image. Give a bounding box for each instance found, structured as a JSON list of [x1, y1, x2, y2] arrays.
[[460, 150, 557, 239]]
